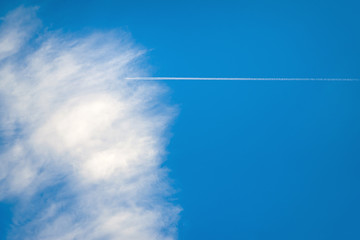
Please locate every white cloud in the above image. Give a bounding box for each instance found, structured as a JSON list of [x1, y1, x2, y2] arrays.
[[0, 6, 179, 240]]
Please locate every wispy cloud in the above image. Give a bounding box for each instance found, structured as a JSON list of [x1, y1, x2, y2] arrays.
[[126, 77, 358, 81], [0, 6, 179, 240]]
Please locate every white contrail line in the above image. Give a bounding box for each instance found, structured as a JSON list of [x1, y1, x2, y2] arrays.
[[126, 77, 358, 81]]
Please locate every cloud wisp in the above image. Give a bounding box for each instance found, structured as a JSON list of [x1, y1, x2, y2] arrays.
[[0, 6, 179, 240], [126, 77, 358, 81]]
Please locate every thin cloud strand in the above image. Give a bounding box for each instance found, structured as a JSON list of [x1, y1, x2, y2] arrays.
[[126, 77, 358, 81]]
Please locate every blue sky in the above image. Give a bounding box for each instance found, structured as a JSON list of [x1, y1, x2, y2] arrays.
[[0, 1, 360, 239]]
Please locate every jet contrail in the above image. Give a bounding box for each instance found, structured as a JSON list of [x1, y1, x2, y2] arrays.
[[126, 77, 358, 81]]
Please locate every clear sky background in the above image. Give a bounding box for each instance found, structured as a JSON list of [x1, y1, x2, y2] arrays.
[[0, 0, 360, 239]]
